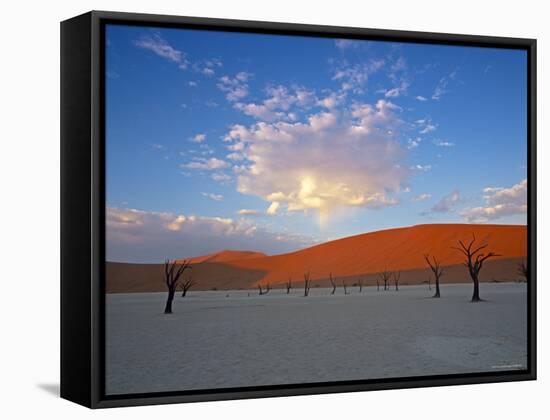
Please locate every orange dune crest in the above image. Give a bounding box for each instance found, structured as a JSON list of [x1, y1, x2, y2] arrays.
[[224, 224, 527, 286]]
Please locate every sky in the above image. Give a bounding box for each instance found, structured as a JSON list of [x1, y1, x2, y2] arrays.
[[105, 24, 528, 262]]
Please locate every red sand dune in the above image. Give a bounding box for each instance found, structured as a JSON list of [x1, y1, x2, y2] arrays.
[[229, 224, 527, 285], [106, 224, 527, 293]]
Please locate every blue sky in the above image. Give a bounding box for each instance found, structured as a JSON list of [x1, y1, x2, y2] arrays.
[[105, 24, 527, 262]]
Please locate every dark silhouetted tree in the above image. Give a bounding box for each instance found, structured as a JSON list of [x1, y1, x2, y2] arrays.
[[358, 278, 363, 293], [453, 235, 501, 302], [329, 272, 337, 295], [517, 259, 528, 282], [303, 272, 312, 297], [180, 273, 197, 297], [163, 259, 191, 314], [424, 254, 443, 298], [342, 279, 349, 295], [258, 282, 271, 295], [378, 268, 391, 291], [286, 277, 292, 294], [393, 271, 401, 291]]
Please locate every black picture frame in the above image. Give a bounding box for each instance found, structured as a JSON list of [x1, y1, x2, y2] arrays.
[[60, 10, 537, 409]]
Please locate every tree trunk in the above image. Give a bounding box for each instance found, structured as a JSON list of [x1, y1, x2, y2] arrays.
[[471, 276, 481, 302], [433, 277, 440, 298], [164, 290, 175, 314], [181, 288, 187, 297]]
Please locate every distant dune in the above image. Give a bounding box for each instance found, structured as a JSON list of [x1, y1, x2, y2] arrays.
[[181, 250, 266, 264], [106, 223, 527, 293]]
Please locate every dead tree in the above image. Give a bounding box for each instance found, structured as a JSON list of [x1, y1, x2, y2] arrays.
[[329, 272, 337, 295], [393, 271, 401, 291], [453, 235, 501, 302], [342, 279, 349, 295], [424, 254, 443, 298], [358, 278, 363, 293], [258, 282, 271, 295], [303, 272, 312, 297], [376, 278, 380, 291], [378, 268, 392, 291], [180, 274, 197, 297], [163, 259, 191, 314], [286, 277, 292, 294], [517, 259, 528, 282]]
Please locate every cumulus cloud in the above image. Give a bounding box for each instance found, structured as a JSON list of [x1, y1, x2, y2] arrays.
[[234, 85, 315, 122], [217, 72, 252, 102], [106, 207, 314, 262], [182, 157, 228, 170], [460, 179, 527, 222], [415, 95, 428, 101], [223, 99, 408, 226], [134, 33, 189, 69]]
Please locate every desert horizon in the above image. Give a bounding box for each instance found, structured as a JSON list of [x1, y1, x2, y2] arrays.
[[106, 222, 527, 293]]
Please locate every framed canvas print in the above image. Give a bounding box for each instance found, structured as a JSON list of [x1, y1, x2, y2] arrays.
[[60, 11, 536, 408]]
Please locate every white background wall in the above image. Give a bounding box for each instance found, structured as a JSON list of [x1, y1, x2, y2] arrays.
[[0, 0, 547, 418]]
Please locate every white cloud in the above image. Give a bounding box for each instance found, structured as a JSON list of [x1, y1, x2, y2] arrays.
[[211, 173, 231, 182], [201, 192, 223, 201], [461, 179, 527, 222], [427, 189, 461, 213], [234, 85, 315, 122], [407, 137, 422, 149], [334, 39, 364, 50], [190, 133, 206, 143], [317, 92, 344, 109], [188, 81, 198, 87], [385, 87, 401, 97], [226, 152, 244, 161], [223, 101, 408, 226], [193, 58, 223, 76], [411, 164, 431, 172], [106, 207, 314, 262], [217, 72, 252, 102], [266, 202, 280, 215], [237, 209, 261, 216], [412, 193, 432, 202], [134, 33, 189, 69], [432, 70, 457, 100], [415, 95, 428, 101], [434, 140, 455, 147], [384, 80, 409, 98], [332, 59, 385, 93], [419, 123, 437, 134], [183, 157, 228, 170]]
